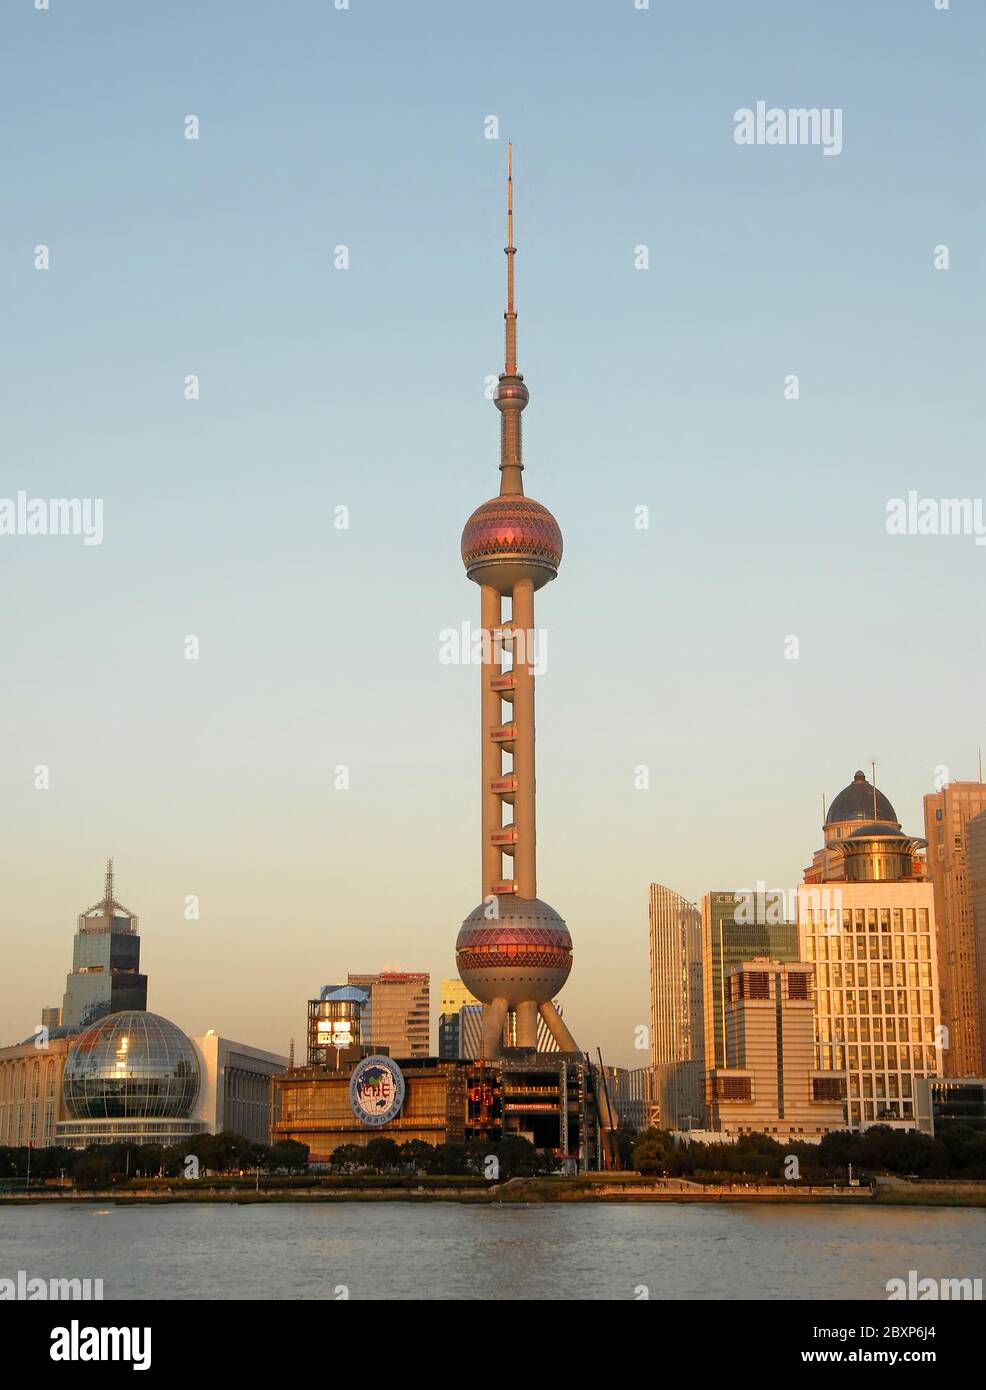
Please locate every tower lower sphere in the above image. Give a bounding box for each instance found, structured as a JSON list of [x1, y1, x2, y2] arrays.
[[456, 897, 572, 1007]]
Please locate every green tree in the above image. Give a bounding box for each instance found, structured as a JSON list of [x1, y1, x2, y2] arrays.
[[268, 1139, 309, 1174], [428, 1143, 470, 1176], [491, 1134, 551, 1178], [631, 1127, 678, 1176], [328, 1144, 364, 1173], [362, 1137, 401, 1173], [398, 1140, 434, 1172]]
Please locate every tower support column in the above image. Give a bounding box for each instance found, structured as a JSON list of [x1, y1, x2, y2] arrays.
[[515, 999, 538, 1048], [512, 577, 536, 897], [539, 1000, 578, 1053], [482, 997, 508, 1059], [481, 584, 503, 897]]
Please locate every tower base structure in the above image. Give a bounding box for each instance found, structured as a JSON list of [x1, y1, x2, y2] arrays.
[[270, 1052, 614, 1170], [480, 998, 579, 1060]]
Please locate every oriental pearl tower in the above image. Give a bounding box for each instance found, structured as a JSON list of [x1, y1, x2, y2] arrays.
[[455, 147, 579, 1060]]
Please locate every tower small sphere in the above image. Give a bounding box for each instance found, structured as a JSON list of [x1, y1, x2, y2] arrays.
[[494, 373, 529, 411]]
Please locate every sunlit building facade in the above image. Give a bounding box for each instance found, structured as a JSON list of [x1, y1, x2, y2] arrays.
[[706, 961, 846, 1140], [648, 884, 705, 1129], [798, 771, 942, 1130], [347, 972, 430, 1058], [968, 810, 986, 1073], [0, 1037, 72, 1148], [923, 780, 986, 1075]]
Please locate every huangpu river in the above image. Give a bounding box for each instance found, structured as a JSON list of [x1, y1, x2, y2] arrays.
[[2, 1203, 985, 1300]]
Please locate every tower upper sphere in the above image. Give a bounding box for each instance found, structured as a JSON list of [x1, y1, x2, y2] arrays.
[[461, 493, 562, 592]]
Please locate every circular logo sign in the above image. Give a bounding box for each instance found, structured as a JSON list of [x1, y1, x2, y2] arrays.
[[349, 1055, 406, 1126]]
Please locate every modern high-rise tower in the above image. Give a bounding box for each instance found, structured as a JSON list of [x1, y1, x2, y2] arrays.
[[923, 780, 986, 1075], [798, 772, 942, 1129], [455, 149, 578, 1061], [61, 860, 147, 1031], [648, 884, 705, 1129]]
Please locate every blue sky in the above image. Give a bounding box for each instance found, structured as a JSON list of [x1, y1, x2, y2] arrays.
[[1, 0, 983, 1064]]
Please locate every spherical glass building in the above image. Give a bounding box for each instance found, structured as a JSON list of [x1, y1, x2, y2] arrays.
[[63, 1011, 200, 1120]]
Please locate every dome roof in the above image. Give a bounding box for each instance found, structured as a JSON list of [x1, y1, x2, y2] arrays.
[[461, 495, 562, 581], [826, 770, 898, 826], [63, 1010, 199, 1121], [848, 821, 907, 840]]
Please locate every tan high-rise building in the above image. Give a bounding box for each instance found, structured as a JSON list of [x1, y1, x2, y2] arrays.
[[648, 884, 704, 1129], [923, 780, 986, 1076], [798, 882, 942, 1129], [439, 978, 479, 1016], [798, 774, 942, 1129], [968, 810, 986, 1070], [804, 769, 910, 884], [706, 961, 846, 1139], [347, 972, 430, 1058]]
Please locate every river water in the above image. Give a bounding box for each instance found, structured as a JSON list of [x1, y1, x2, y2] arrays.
[[1, 1202, 984, 1300]]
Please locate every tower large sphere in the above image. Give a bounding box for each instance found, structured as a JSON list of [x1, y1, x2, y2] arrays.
[[456, 896, 573, 1007], [461, 494, 562, 593]]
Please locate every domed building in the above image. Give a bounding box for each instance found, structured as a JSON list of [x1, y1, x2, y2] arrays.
[[805, 770, 911, 884], [826, 770, 899, 834], [0, 862, 290, 1151], [836, 822, 928, 884], [57, 1011, 204, 1149], [797, 769, 942, 1130]]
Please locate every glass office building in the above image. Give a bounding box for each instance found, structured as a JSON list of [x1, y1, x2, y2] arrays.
[[61, 862, 147, 1030], [701, 891, 799, 1071]]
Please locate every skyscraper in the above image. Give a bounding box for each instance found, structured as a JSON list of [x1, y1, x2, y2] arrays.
[[454, 147, 578, 1061], [60, 861, 147, 1031], [804, 769, 900, 884], [923, 780, 986, 1075], [706, 961, 846, 1139], [798, 771, 942, 1129], [347, 972, 430, 1058], [648, 884, 705, 1129], [701, 891, 799, 1072], [967, 810, 986, 1073]]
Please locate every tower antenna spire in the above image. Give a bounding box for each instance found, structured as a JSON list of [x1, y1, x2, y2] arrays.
[[494, 142, 528, 496], [505, 140, 516, 372], [104, 857, 114, 912]]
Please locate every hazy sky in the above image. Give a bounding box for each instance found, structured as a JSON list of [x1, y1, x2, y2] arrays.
[[2, 1, 983, 1066]]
